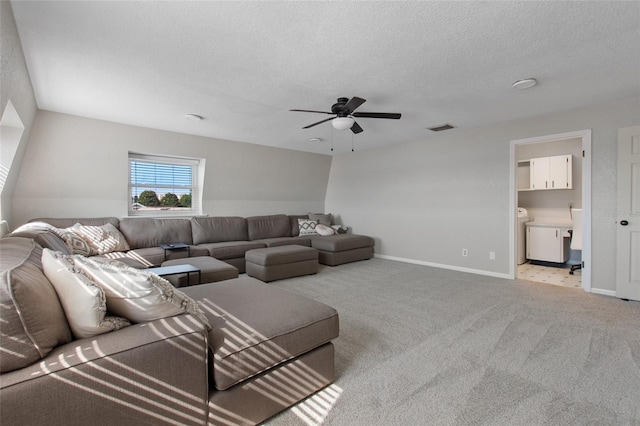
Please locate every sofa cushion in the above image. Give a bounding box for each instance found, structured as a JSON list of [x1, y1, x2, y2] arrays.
[[191, 216, 248, 245], [29, 217, 120, 228], [120, 245, 208, 268], [119, 218, 193, 249], [197, 241, 266, 260], [72, 256, 211, 329], [41, 249, 131, 339], [308, 234, 374, 252], [245, 245, 318, 266], [254, 237, 312, 248], [10, 222, 71, 254], [182, 276, 339, 390], [308, 213, 333, 226], [246, 215, 291, 241], [0, 238, 72, 373]]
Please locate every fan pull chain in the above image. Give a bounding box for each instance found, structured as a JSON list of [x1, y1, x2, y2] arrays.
[[331, 127, 334, 152], [351, 132, 354, 152]]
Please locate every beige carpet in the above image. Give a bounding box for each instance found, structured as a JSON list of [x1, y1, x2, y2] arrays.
[[264, 258, 640, 426]]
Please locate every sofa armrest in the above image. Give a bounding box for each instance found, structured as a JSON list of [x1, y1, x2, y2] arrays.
[[1, 314, 209, 426]]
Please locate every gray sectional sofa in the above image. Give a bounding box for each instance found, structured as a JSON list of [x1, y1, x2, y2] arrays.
[[20, 214, 374, 272], [1, 236, 338, 425], [1, 213, 372, 425]]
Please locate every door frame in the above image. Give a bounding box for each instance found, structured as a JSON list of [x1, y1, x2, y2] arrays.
[[509, 129, 592, 291]]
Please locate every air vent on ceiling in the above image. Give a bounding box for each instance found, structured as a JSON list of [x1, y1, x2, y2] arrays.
[[428, 124, 455, 132]]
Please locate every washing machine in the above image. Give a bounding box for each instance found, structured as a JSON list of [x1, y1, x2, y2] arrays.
[[517, 208, 530, 264]]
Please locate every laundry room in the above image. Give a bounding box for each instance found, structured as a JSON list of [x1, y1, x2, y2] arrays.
[[516, 137, 583, 287]]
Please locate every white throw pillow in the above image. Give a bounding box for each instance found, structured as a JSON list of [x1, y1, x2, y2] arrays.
[[69, 223, 130, 255], [72, 255, 211, 329], [315, 224, 335, 236], [41, 249, 131, 339], [298, 219, 318, 236]]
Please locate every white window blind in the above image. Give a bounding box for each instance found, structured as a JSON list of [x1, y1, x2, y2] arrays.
[[128, 152, 202, 215]]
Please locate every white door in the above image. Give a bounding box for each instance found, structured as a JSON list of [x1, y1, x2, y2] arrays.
[[616, 126, 640, 301]]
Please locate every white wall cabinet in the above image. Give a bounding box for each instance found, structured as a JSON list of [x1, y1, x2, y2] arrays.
[[526, 223, 571, 263], [529, 154, 572, 190]]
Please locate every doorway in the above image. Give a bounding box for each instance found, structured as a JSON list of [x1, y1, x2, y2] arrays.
[[509, 130, 592, 291]]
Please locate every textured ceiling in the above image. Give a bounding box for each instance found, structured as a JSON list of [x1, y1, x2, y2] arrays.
[[10, 1, 640, 155]]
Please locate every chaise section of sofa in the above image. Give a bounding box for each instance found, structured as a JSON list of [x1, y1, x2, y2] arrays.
[[308, 233, 375, 266]]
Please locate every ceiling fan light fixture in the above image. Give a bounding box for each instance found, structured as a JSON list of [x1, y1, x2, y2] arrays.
[[332, 116, 355, 130], [184, 113, 204, 121]]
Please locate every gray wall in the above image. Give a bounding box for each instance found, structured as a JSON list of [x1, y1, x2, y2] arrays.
[[0, 0, 38, 226], [325, 97, 640, 293], [12, 111, 332, 225]]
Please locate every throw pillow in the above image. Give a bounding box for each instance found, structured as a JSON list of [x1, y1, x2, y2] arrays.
[[308, 213, 333, 226], [58, 228, 92, 256], [68, 223, 130, 255], [315, 224, 335, 236], [42, 249, 131, 339], [0, 237, 72, 373], [72, 256, 211, 330], [298, 219, 318, 236], [331, 225, 349, 234]]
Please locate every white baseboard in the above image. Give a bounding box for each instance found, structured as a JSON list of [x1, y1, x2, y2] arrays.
[[589, 288, 617, 297], [374, 254, 512, 280]]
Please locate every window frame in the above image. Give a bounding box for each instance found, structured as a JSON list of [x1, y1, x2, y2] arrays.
[[128, 152, 203, 217]]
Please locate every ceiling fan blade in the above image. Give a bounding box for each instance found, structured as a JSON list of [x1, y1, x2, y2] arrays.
[[303, 117, 335, 129], [342, 97, 366, 114], [350, 121, 364, 134], [290, 109, 334, 115], [352, 112, 401, 119]]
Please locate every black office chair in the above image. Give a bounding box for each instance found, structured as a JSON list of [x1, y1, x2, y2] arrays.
[[569, 208, 582, 275]]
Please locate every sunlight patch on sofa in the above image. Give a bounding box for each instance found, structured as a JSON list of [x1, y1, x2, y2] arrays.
[[36, 340, 206, 425], [146, 317, 207, 359], [199, 297, 337, 422], [102, 250, 154, 267]]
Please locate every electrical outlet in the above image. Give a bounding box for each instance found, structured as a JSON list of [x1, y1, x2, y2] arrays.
[[462, 248, 468, 257], [489, 251, 495, 260]]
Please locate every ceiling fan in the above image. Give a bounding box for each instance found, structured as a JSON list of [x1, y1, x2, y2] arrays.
[[290, 97, 401, 134]]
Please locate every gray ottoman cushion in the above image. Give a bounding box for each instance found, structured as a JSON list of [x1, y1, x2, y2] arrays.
[[161, 256, 238, 286], [245, 245, 318, 282]]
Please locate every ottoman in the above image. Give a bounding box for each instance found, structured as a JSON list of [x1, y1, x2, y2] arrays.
[[245, 245, 318, 282], [161, 256, 238, 287]]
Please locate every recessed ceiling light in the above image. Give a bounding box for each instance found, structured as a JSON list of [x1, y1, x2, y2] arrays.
[[512, 78, 538, 90], [309, 137, 322, 142], [184, 114, 204, 121]]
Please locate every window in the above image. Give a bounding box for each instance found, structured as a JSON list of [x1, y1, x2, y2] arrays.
[[128, 152, 202, 216]]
